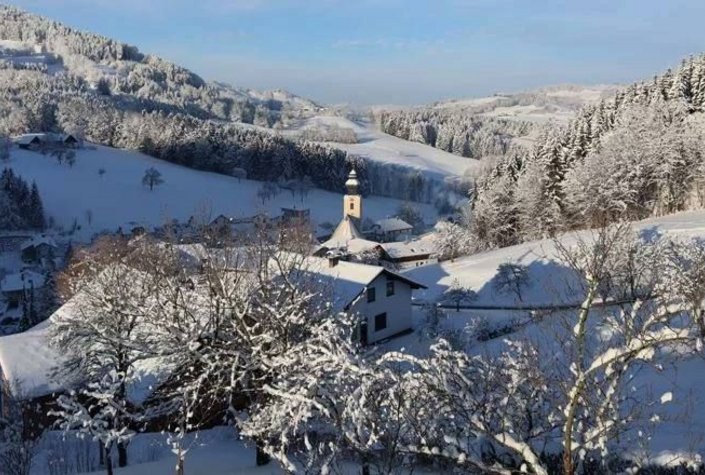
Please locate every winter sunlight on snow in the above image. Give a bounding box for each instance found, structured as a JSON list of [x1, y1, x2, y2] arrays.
[[1, 3, 705, 475]]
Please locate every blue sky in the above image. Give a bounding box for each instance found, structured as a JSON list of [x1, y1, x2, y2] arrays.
[[11, 0, 705, 105]]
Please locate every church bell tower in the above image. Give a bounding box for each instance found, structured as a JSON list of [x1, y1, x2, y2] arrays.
[[343, 169, 362, 221]]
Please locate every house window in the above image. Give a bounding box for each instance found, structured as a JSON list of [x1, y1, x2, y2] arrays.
[[386, 280, 395, 296], [367, 286, 376, 303], [350, 202, 355, 210], [374, 312, 387, 331]]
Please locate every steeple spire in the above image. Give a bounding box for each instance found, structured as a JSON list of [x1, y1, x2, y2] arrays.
[[345, 168, 359, 195]]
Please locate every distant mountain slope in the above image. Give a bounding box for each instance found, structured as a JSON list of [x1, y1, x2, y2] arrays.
[[0, 5, 320, 126], [376, 85, 619, 161], [0, 6, 453, 207], [432, 85, 619, 122]]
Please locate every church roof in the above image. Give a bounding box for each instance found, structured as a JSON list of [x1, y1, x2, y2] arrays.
[[322, 215, 364, 247], [318, 216, 380, 255]]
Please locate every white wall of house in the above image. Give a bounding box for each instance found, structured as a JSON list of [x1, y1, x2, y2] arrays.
[[350, 274, 413, 344], [380, 256, 439, 270], [396, 256, 438, 270]]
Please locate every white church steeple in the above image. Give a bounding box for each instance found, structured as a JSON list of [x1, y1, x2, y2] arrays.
[[343, 168, 362, 220]]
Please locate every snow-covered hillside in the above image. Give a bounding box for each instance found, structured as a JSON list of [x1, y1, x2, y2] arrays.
[[375, 84, 621, 153], [5, 144, 435, 241], [0, 7, 321, 126], [398, 210, 705, 464], [432, 84, 620, 125], [407, 209, 705, 304], [283, 115, 481, 179]]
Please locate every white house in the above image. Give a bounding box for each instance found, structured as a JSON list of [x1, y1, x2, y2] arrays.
[[368, 217, 414, 242], [377, 240, 438, 270], [302, 256, 426, 345]]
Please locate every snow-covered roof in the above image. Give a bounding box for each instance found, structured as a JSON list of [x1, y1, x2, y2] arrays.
[[0, 270, 45, 293], [210, 214, 232, 226], [13, 133, 47, 145], [298, 256, 426, 311], [0, 319, 64, 399], [374, 217, 413, 234], [20, 235, 58, 251], [13, 133, 74, 145], [380, 240, 435, 259], [321, 215, 369, 250], [0, 271, 173, 401]]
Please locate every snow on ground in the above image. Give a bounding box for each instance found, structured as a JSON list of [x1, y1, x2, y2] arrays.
[[5, 145, 436, 242], [30, 428, 279, 475], [406, 209, 705, 305], [396, 209, 705, 462], [32, 427, 437, 475], [283, 115, 481, 179]]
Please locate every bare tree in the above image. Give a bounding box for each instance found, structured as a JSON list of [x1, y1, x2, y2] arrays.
[[442, 279, 477, 311], [142, 167, 164, 191], [493, 262, 530, 302], [231, 167, 247, 183], [551, 224, 701, 474], [51, 149, 65, 165], [65, 149, 76, 167]]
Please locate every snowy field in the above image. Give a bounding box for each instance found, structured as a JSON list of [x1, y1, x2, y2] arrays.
[[406, 209, 705, 305], [397, 209, 705, 465], [4, 145, 436, 242], [282, 115, 481, 179]]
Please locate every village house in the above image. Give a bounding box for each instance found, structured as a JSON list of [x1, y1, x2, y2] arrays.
[[0, 269, 45, 308], [305, 255, 426, 345], [280, 207, 310, 226], [20, 235, 58, 265], [376, 240, 438, 269], [13, 133, 78, 150], [0, 232, 33, 253], [367, 217, 414, 242]]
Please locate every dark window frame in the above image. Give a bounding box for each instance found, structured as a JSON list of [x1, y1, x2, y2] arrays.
[[386, 280, 395, 296], [350, 201, 355, 210], [367, 286, 376, 303], [374, 312, 387, 332]]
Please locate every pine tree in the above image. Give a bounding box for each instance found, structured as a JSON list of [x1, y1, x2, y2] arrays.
[[28, 182, 45, 230]]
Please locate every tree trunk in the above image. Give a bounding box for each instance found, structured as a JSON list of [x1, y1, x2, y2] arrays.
[[99, 442, 105, 467], [105, 447, 114, 475], [361, 458, 371, 475], [118, 442, 128, 467], [563, 450, 573, 475], [176, 455, 185, 475], [255, 440, 270, 466]]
